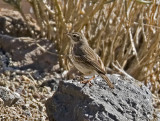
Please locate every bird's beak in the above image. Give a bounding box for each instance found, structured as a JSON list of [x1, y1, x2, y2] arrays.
[[66, 33, 71, 37]]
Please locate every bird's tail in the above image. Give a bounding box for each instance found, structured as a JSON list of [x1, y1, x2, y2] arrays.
[[99, 74, 114, 89]]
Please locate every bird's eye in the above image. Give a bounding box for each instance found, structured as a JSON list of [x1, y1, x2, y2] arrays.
[[73, 34, 77, 38]]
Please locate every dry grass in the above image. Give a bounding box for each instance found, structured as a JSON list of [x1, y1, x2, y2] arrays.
[[3, 0, 160, 106]]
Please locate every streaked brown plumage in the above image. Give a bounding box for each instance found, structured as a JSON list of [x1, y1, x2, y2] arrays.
[[67, 32, 114, 89]]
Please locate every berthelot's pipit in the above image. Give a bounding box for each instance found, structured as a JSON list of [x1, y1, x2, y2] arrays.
[[67, 32, 114, 89]]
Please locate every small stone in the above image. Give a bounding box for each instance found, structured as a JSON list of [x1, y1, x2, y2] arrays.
[[32, 92, 40, 98], [0, 81, 6, 86], [4, 70, 10, 76], [6, 52, 11, 58], [0, 86, 21, 106], [30, 103, 37, 108], [11, 72, 16, 76], [0, 98, 4, 106], [28, 85, 36, 91]]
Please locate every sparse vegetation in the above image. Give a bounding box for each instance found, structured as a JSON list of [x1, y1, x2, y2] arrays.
[[3, 0, 160, 118]]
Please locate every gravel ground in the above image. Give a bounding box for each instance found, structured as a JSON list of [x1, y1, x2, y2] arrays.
[[0, 50, 60, 120]]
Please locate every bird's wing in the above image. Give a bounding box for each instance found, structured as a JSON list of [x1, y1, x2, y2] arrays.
[[79, 45, 106, 74]]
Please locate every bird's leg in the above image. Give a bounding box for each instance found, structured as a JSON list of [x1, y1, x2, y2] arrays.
[[80, 75, 96, 86]]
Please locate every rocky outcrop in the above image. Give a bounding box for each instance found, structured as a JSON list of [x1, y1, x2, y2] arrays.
[[0, 34, 58, 71], [45, 74, 153, 121], [0, 8, 40, 37]]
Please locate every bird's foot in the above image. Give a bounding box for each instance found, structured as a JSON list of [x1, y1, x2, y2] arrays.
[[80, 76, 95, 87], [80, 80, 93, 87]]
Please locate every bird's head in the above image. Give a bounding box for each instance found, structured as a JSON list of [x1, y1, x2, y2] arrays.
[[67, 32, 87, 44]]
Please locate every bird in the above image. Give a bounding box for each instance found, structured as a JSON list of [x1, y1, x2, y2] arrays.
[[67, 32, 114, 89]]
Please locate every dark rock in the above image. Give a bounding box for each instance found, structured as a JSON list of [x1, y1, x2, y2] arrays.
[[45, 74, 153, 121], [0, 51, 11, 72], [40, 79, 60, 91], [0, 8, 40, 37], [0, 34, 58, 71], [0, 86, 21, 106]]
